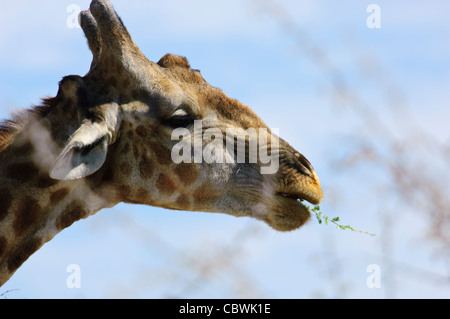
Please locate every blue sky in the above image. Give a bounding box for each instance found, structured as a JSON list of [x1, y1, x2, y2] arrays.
[[1, 0, 449, 298]]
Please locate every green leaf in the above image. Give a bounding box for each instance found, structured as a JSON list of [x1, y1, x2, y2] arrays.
[[307, 205, 376, 237], [316, 214, 322, 224]]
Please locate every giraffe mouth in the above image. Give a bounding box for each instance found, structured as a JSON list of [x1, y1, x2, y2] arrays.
[[258, 191, 314, 232], [278, 192, 304, 201], [276, 191, 319, 205]]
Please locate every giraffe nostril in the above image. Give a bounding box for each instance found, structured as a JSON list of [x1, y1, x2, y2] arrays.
[[293, 151, 313, 177]]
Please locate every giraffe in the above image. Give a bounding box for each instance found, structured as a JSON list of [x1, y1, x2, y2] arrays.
[[0, 0, 323, 287]]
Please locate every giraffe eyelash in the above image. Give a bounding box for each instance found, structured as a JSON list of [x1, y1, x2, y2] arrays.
[[166, 109, 195, 128]]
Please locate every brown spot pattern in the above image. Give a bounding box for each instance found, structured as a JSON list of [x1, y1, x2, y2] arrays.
[[126, 130, 134, 139], [55, 201, 87, 230], [122, 77, 131, 88], [119, 184, 131, 200], [12, 141, 34, 157], [149, 142, 172, 165], [7, 236, 42, 273], [101, 167, 115, 184], [156, 173, 177, 195], [135, 125, 148, 138], [132, 144, 139, 158], [121, 141, 130, 154], [0, 188, 12, 222], [139, 157, 154, 180], [174, 163, 199, 186], [136, 187, 149, 200], [13, 197, 41, 237], [35, 175, 58, 188], [120, 162, 132, 176], [50, 188, 70, 206], [175, 194, 190, 209], [193, 182, 219, 204], [7, 162, 39, 182], [0, 236, 7, 260]]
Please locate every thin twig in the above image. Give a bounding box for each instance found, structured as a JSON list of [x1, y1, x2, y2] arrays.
[[307, 205, 376, 237]]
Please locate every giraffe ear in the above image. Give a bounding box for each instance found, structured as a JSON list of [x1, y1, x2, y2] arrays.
[[49, 122, 110, 180]]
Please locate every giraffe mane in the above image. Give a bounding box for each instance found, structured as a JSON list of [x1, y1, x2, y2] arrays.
[[0, 96, 59, 153]]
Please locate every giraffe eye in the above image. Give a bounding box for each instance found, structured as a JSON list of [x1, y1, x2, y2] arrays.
[[167, 109, 194, 128]]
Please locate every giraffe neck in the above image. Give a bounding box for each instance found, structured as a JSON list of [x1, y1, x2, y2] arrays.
[[0, 123, 115, 286]]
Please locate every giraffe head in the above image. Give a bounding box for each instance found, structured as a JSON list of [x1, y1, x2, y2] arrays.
[[48, 0, 322, 231]]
